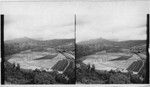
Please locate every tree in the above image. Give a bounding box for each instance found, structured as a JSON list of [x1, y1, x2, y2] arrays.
[[33, 72, 56, 84], [91, 64, 95, 72], [16, 63, 20, 70], [109, 73, 130, 84], [130, 74, 142, 83], [55, 74, 68, 84], [87, 64, 91, 72]]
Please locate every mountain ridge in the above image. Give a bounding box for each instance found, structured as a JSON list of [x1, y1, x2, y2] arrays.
[[77, 37, 146, 48], [4, 37, 75, 56]]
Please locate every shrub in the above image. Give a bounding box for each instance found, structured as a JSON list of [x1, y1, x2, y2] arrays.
[[33, 72, 56, 84], [109, 73, 130, 84]]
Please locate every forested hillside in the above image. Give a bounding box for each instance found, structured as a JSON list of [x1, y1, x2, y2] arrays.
[[76, 38, 146, 59], [4, 37, 75, 56]]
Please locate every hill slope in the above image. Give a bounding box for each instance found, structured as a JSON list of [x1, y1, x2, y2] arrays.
[[4, 37, 75, 56], [76, 38, 146, 59]]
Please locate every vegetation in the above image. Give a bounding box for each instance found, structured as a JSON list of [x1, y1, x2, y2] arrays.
[[109, 73, 130, 84], [4, 38, 75, 57], [4, 37, 75, 84], [4, 37, 147, 84], [5, 61, 75, 84], [76, 39, 146, 60], [76, 44, 108, 59], [76, 62, 146, 84]]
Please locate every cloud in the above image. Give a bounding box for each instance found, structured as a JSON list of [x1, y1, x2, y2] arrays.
[[1, 1, 149, 41], [76, 1, 149, 42], [60, 22, 74, 27], [138, 27, 146, 36], [4, 14, 74, 40], [76, 16, 91, 26]]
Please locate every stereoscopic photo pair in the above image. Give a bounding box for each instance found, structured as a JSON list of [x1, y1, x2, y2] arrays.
[[0, 1, 149, 84]]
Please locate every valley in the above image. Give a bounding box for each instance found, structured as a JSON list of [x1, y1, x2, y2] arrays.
[[4, 37, 75, 84], [81, 52, 145, 73], [76, 37, 147, 84]]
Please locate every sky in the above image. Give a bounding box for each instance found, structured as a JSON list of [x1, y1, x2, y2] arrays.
[[4, 14, 74, 40], [0, 0, 149, 1], [0, 1, 150, 41], [1, 2, 75, 40], [76, 1, 150, 42]]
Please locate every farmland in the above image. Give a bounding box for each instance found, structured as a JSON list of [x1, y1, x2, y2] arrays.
[[81, 52, 143, 72], [7, 49, 67, 71], [5, 48, 75, 84], [52, 59, 69, 71], [127, 60, 143, 72], [52, 52, 75, 72]]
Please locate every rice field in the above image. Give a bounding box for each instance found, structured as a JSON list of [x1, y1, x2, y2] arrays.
[[82, 52, 142, 71], [52, 59, 69, 71], [7, 49, 66, 70], [127, 60, 143, 72]]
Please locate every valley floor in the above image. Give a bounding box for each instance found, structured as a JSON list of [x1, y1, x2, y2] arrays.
[[6, 49, 74, 73], [80, 52, 145, 73]]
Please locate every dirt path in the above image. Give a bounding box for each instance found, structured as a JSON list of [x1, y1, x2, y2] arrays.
[[61, 52, 74, 72], [134, 53, 145, 73], [137, 53, 145, 73], [62, 59, 70, 72]]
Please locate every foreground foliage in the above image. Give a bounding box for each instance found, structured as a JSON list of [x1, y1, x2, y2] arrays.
[[5, 62, 75, 84], [76, 62, 146, 84]]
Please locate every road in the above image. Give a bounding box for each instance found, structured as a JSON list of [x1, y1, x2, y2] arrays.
[[60, 52, 75, 73], [134, 53, 145, 73]]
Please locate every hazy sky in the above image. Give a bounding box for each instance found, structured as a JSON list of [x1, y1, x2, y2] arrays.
[[76, 1, 149, 42], [4, 14, 74, 40], [1, 2, 75, 40], [0, 0, 149, 1], [0, 1, 150, 41]]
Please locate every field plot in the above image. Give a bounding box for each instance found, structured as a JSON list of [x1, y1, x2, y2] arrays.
[[7, 49, 66, 70], [52, 52, 75, 72], [127, 60, 143, 72], [52, 59, 68, 71], [82, 52, 142, 71]]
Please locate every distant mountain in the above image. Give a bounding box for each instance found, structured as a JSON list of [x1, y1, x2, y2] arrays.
[[5, 37, 41, 47], [42, 39, 74, 47], [5, 37, 74, 47], [5, 37, 38, 43], [78, 37, 116, 47], [77, 38, 146, 49], [76, 38, 146, 59], [118, 40, 146, 48], [4, 37, 75, 56]]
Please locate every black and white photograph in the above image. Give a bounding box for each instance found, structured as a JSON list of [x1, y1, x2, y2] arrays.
[[76, 1, 149, 84], [0, 0, 150, 86]]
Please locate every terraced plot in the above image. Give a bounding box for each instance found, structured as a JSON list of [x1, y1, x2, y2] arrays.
[[82, 52, 141, 71], [52, 59, 69, 71], [127, 60, 143, 72], [52, 52, 75, 73], [7, 49, 66, 70]]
